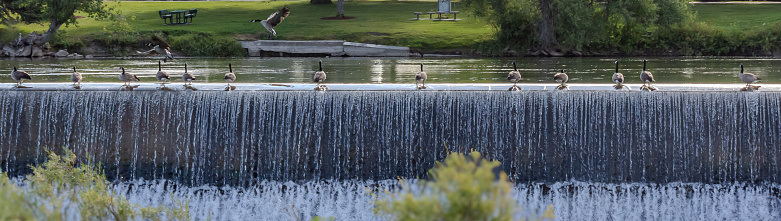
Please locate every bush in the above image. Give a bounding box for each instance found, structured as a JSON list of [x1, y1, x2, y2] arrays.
[[0, 148, 190, 221], [375, 151, 555, 221], [169, 33, 247, 57], [50, 30, 86, 53]]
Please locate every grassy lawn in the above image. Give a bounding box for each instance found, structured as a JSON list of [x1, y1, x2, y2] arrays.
[[692, 4, 781, 32], [6, 1, 492, 49]]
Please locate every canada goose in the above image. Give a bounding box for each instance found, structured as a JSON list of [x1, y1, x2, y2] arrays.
[[11, 67, 31, 87], [554, 69, 568, 84], [415, 63, 427, 88], [314, 60, 327, 89], [554, 69, 568, 90], [152, 36, 173, 62], [640, 59, 655, 88], [612, 60, 624, 85], [251, 6, 290, 39], [507, 61, 521, 86], [118, 67, 140, 86], [182, 63, 196, 86], [71, 66, 82, 86], [156, 61, 171, 85], [224, 63, 236, 86], [739, 64, 760, 87]]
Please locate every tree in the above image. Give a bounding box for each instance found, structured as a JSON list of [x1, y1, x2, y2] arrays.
[[2, 0, 114, 45], [336, 0, 345, 18], [461, 0, 694, 54]]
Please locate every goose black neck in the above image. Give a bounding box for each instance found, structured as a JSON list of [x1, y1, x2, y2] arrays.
[[13, 66, 16, 71], [319, 61, 323, 71], [229, 63, 233, 73], [643, 60, 647, 71], [740, 64, 744, 74], [512, 62, 517, 71], [73, 67, 76, 72], [560, 69, 564, 73], [121, 67, 125, 73], [158, 61, 162, 71], [615, 62, 619, 73], [185, 63, 188, 72], [420, 64, 423, 72]]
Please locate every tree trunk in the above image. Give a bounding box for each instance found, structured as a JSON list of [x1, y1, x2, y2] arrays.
[[35, 18, 62, 46], [538, 0, 557, 52], [336, 0, 345, 18]]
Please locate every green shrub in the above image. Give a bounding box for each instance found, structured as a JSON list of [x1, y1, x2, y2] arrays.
[[0, 148, 190, 221], [375, 151, 555, 221], [169, 33, 247, 57], [50, 30, 86, 53]]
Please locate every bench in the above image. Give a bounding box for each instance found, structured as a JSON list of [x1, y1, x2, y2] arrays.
[[413, 12, 423, 20], [451, 11, 459, 20], [184, 9, 198, 23], [159, 10, 173, 24], [427, 11, 436, 19]]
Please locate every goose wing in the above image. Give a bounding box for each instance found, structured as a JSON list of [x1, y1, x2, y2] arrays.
[[151, 35, 171, 49], [268, 6, 290, 27]]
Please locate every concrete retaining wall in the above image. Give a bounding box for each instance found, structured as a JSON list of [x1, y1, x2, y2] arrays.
[[241, 40, 410, 57]]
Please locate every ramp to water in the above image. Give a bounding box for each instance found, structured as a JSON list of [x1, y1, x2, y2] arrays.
[[0, 84, 778, 185]]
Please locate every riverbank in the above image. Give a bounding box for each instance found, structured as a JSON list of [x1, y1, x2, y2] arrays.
[[1, 2, 781, 57]]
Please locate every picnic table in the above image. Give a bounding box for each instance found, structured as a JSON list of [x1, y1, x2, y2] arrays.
[[159, 9, 198, 25]]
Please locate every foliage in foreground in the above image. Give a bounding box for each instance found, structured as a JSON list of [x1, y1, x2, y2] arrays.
[[375, 151, 555, 221], [0, 148, 190, 221]]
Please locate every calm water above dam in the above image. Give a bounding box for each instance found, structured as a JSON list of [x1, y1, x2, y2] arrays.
[[2, 57, 781, 84]]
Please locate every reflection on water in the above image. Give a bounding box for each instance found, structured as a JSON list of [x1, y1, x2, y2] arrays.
[[2, 57, 781, 84]]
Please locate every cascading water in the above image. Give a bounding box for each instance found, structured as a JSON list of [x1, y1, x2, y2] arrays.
[[2, 89, 780, 220], [0, 90, 780, 185]]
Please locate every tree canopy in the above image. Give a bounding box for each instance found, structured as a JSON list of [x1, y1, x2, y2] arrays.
[[1, 0, 114, 44], [461, 0, 695, 53]]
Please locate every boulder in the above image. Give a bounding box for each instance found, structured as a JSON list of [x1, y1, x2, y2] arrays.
[[68, 53, 84, 58], [31, 46, 44, 57], [2, 45, 13, 57], [16, 46, 32, 57], [55, 50, 70, 57]]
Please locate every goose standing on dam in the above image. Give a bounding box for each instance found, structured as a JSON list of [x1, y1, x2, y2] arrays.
[[156, 61, 171, 86], [71, 67, 82, 86], [314, 60, 327, 90], [11, 67, 31, 87], [640, 59, 657, 91], [415, 63, 427, 89], [507, 61, 521, 91], [182, 63, 196, 86], [739, 64, 761, 91], [119, 67, 140, 86], [225, 63, 236, 87], [612, 60, 627, 90], [554, 69, 568, 90]]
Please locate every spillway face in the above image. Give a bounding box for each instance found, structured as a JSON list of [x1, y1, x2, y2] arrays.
[[0, 91, 779, 186]]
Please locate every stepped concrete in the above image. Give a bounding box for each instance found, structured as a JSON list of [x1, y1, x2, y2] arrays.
[[240, 40, 410, 57]]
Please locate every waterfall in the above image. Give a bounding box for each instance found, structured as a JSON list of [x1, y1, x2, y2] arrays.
[[1, 91, 779, 186]]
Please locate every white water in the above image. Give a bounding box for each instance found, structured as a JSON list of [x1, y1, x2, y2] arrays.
[[112, 180, 781, 221]]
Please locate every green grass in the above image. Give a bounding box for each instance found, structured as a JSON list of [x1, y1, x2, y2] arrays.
[[692, 4, 781, 32], [9, 1, 492, 50]]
